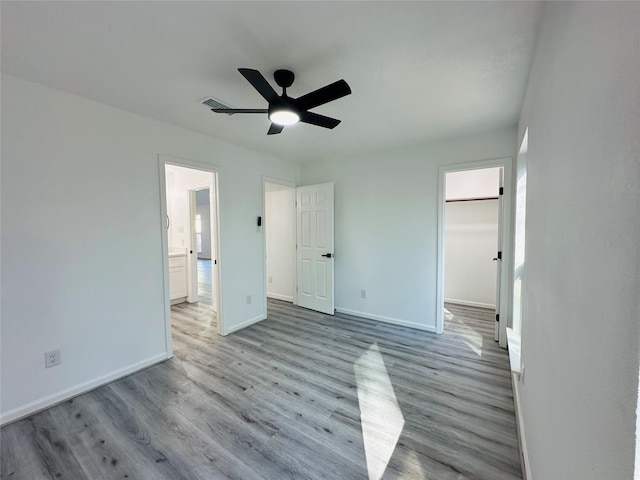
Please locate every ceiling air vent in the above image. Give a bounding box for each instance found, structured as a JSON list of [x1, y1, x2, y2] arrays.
[[200, 96, 234, 114]]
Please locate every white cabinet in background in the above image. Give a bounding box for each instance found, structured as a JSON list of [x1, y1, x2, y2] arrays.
[[169, 254, 187, 304]]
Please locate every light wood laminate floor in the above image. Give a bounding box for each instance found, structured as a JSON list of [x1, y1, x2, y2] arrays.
[[1, 263, 521, 479]]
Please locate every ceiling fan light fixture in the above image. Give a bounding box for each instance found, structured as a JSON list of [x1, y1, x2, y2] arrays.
[[269, 109, 299, 126]]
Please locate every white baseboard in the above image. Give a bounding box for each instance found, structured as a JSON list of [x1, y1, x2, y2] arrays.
[[335, 307, 437, 333], [267, 292, 294, 302], [225, 314, 266, 335], [444, 298, 496, 309], [512, 372, 532, 480], [0, 352, 169, 426]]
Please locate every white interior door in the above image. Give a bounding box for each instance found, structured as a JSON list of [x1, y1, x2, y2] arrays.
[[209, 184, 218, 313], [494, 168, 504, 341], [296, 183, 334, 315], [188, 190, 198, 303], [191, 184, 218, 313]]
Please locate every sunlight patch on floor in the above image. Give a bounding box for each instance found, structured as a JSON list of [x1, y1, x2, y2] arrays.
[[453, 320, 484, 357], [354, 342, 405, 480], [444, 307, 455, 321], [445, 308, 483, 357], [397, 448, 428, 479]]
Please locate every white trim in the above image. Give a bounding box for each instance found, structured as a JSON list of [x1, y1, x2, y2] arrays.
[[157, 160, 173, 356], [512, 372, 532, 480], [335, 307, 437, 333], [444, 298, 496, 309], [436, 156, 513, 345], [0, 353, 168, 426], [267, 292, 294, 302], [225, 314, 267, 335]]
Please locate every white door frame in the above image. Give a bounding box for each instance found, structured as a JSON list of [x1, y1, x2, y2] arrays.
[[436, 157, 513, 347], [262, 176, 297, 315], [158, 155, 224, 358]]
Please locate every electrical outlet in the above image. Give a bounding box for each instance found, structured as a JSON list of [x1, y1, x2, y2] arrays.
[[246, 295, 252, 305], [268, 276, 273, 284], [361, 289, 367, 299], [45, 350, 60, 368]]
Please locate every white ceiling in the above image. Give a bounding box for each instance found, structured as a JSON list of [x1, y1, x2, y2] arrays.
[[1, 1, 543, 164]]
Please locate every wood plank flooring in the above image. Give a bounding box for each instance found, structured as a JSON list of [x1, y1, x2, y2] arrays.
[[1, 262, 521, 479]]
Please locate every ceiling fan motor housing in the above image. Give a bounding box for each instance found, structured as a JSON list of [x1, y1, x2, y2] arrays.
[[274, 69, 295, 89], [269, 96, 299, 115]]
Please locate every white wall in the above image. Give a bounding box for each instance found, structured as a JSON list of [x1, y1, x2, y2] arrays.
[[0, 74, 299, 423], [515, 3, 640, 479], [445, 167, 500, 200], [265, 183, 295, 302], [444, 199, 498, 308], [301, 127, 516, 331], [166, 164, 211, 252]]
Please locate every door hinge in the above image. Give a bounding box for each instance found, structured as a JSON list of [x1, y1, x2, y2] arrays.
[[496, 314, 500, 323], [499, 187, 504, 195], [497, 251, 502, 260]]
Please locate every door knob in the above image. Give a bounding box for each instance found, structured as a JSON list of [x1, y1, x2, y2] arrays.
[[321, 253, 333, 258]]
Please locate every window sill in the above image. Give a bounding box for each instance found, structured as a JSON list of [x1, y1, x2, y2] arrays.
[[506, 328, 522, 374]]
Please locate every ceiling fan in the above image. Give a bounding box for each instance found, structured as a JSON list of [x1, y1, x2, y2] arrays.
[[211, 68, 351, 135]]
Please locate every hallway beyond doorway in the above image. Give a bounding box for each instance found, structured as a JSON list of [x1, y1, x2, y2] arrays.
[[171, 259, 216, 329]]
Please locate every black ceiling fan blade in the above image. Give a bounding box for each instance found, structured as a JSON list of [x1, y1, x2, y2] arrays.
[[211, 108, 268, 115], [295, 79, 351, 111], [238, 68, 279, 103], [267, 123, 284, 135], [299, 111, 341, 129]]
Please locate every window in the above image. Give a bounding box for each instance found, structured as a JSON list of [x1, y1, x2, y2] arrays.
[[512, 130, 528, 335], [195, 214, 202, 254]]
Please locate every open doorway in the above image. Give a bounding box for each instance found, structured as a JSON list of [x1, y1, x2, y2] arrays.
[[444, 167, 502, 311], [160, 157, 223, 356], [443, 167, 502, 338], [436, 158, 513, 347], [263, 180, 296, 310], [193, 187, 216, 313], [188, 185, 218, 313]]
